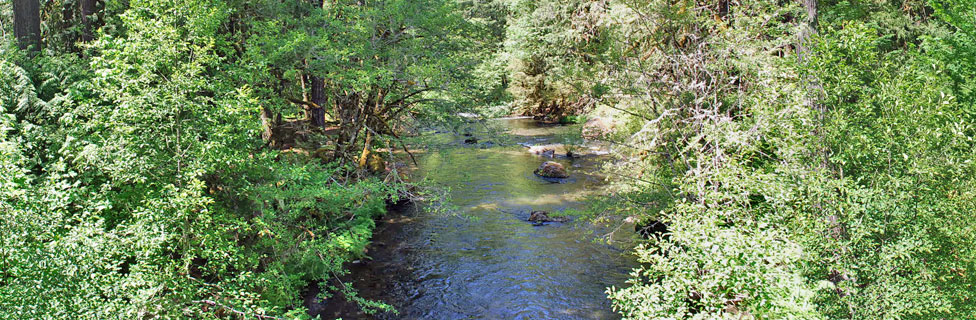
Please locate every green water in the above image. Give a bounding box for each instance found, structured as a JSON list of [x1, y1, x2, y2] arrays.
[[318, 118, 638, 319]]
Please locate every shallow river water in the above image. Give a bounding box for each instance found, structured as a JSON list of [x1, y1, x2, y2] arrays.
[[315, 118, 638, 319]]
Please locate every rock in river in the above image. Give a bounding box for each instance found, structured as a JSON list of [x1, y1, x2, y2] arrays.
[[534, 161, 569, 178], [528, 210, 569, 224]]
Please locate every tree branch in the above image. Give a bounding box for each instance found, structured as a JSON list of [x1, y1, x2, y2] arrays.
[[286, 97, 323, 110]]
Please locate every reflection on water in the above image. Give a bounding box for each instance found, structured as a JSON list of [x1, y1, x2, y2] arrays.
[[316, 118, 637, 320]]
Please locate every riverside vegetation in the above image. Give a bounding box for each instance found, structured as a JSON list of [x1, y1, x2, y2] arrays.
[[2, 0, 974, 319]]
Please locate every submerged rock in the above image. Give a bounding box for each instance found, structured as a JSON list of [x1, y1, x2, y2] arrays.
[[528, 210, 549, 222], [528, 210, 569, 225], [534, 161, 569, 178]]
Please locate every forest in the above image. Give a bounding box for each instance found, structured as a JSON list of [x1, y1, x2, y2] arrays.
[[1, 0, 974, 319]]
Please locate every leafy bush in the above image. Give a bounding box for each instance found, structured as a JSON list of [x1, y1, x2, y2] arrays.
[[591, 0, 976, 319], [0, 0, 417, 318]]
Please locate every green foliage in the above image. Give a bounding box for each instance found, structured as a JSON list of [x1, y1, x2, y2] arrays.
[[0, 0, 435, 317], [494, 0, 610, 117], [800, 17, 976, 318], [557, 115, 585, 124], [237, 0, 483, 132], [583, 0, 976, 319], [461, 0, 512, 107]]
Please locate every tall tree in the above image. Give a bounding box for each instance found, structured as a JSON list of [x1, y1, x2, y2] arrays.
[[798, 0, 828, 167], [797, 0, 817, 59], [12, 0, 41, 52], [305, 0, 327, 128], [307, 74, 327, 128], [80, 0, 97, 42]]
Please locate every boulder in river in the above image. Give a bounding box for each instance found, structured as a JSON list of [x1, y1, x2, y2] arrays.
[[534, 161, 569, 178], [528, 210, 569, 224]]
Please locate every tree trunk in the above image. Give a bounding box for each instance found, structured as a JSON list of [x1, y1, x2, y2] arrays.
[[304, 0, 327, 127], [333, 92, 361, 163], [309, 75, 327, 128], [80, 0, 97, 42], [798, 0, 851, 305], [260, 106, 275, 145], [13, 0, 41, 52], [797, 0, 817, 61], [358, 130, 373, 169], [798, 0, 825, 156]]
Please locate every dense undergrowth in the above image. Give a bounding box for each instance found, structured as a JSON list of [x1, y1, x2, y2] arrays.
[[1, 0, 485, 318], [547, 0, 976, 318]]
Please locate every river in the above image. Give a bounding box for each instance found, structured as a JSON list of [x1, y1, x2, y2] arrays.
[[314, 118, 638, 319]]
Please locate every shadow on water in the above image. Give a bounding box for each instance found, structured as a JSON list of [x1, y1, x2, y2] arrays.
[[313, 118, 638, 319]]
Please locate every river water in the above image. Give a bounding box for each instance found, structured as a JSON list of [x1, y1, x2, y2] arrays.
[[315, 118, 638, 319]]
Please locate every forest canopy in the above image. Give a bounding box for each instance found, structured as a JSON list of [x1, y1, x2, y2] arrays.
[[2, 0, 975, 319]]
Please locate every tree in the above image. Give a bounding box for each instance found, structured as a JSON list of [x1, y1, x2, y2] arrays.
[[0, 0, 473, 317], [12, 0, 40, 51], [80, 0, 97, 42], [598, 0, 976, 318]]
